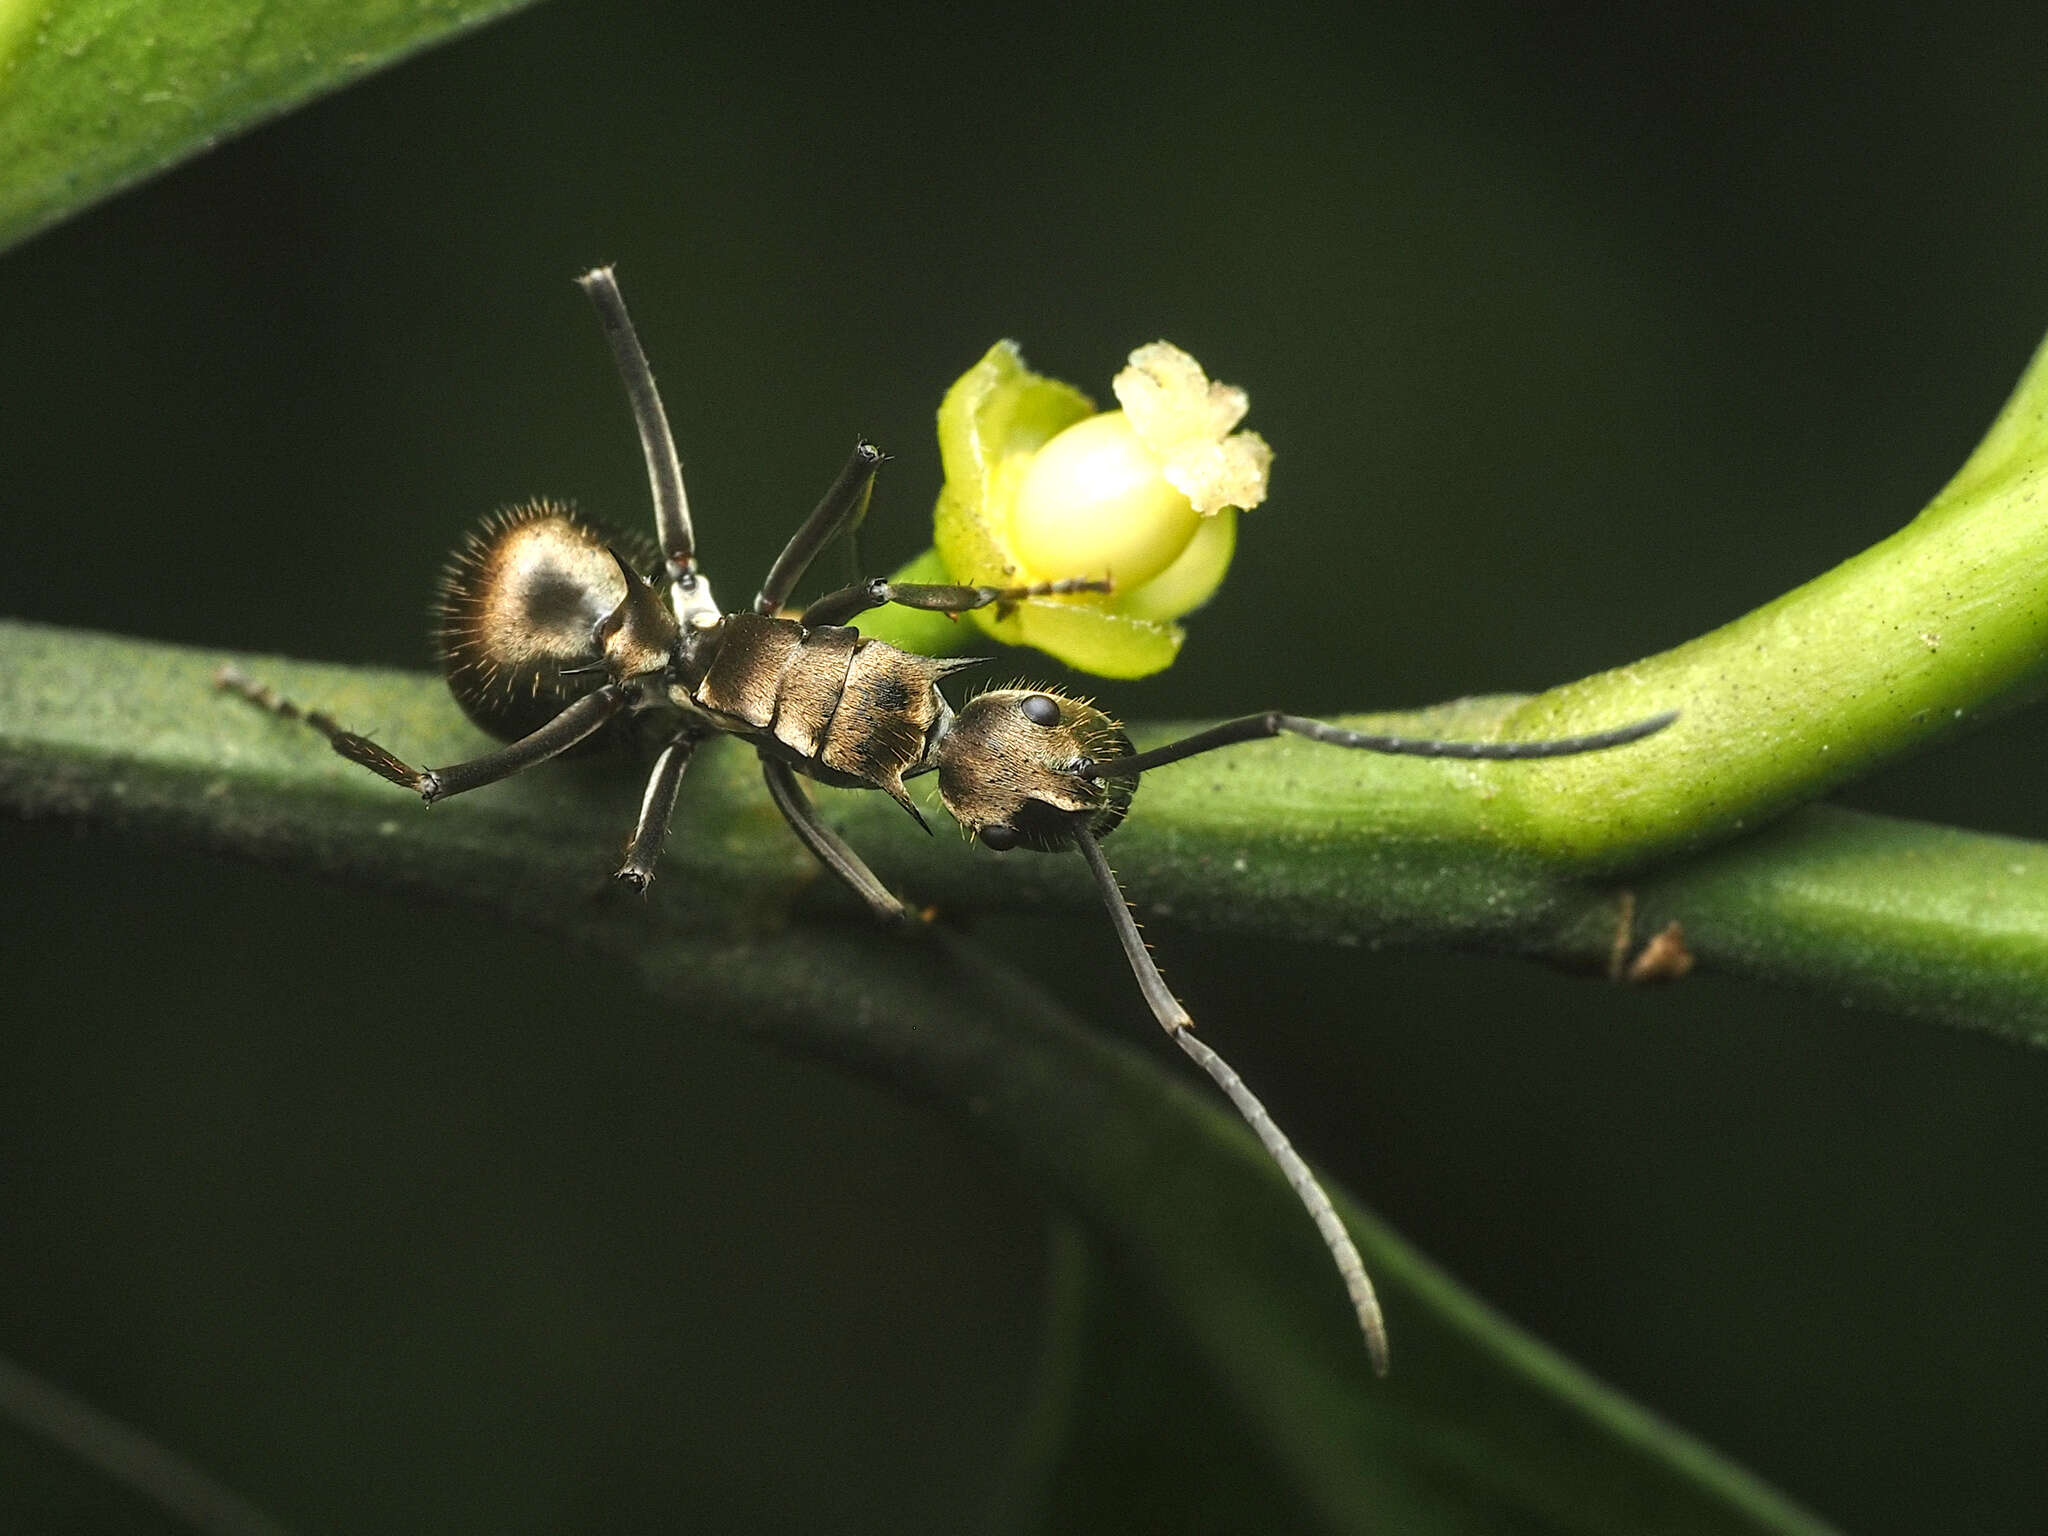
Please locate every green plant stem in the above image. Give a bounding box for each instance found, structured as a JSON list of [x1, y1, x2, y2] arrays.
[[1487, 331, 2048, 862], [3, 620, 2044, 1040]]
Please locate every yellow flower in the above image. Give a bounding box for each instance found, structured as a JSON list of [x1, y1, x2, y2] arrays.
[[932, 339, 1270, 678]]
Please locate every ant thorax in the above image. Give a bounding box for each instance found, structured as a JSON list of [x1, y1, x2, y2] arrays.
[[665, 609, 965, 821]]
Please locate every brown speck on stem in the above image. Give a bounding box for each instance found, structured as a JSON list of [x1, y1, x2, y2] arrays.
[[1626, 922, 1696, 985]]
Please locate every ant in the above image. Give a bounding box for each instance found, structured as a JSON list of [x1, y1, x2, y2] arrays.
[[220, 268, 1676, 1374]]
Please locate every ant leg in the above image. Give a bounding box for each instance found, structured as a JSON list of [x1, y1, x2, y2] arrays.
[[800, 575, 1112, 630], [216, 666, 628, 803], [1072, 825, 1390, 1375], [759, 754, 912, 925], [216, 666, 356, 748], [838, 519, 867, 592], [371, 687, 630, 802], [615, 727, 712, 889], [753, 441, 888, 615], [1076, 707, 1680, 779], [577, 267, 698, 585]]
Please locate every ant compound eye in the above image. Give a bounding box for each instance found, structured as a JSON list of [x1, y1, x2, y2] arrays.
[[979, 824, 1021, 852], [1020, 693, 1062, 727]]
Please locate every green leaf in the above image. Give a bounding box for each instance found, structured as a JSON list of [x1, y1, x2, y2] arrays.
[[0, 619, 1833, 1534], [0, 0, 541, 254]]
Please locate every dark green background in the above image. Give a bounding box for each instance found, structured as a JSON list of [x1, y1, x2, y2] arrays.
[[4, 2, 2047, 1530]]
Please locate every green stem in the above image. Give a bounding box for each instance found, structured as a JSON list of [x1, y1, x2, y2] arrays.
[[1484, 331, 2048, 861], [1, 621, 2042, 1039]]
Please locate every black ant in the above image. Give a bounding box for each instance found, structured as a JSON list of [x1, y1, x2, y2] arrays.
[[220, 268, 1676, 1373]]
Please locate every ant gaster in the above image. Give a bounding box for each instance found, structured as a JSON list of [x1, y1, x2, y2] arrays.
[[220, 268, 1677, 1375]]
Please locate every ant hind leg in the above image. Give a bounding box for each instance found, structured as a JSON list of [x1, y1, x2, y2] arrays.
[[759, 755, 914, 926], [215, 665, 421, 788], [217, 665, 629, 804]]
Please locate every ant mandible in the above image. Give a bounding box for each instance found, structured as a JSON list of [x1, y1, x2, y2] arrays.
[[221, 268, 1677, 1374]]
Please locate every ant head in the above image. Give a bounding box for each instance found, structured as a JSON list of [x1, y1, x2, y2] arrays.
[[936, 688, 1134, 852]]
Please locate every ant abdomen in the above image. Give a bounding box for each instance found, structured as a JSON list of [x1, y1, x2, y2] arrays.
[[435, 501, 655, 739]]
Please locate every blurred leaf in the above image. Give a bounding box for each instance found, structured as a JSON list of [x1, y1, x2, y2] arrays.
[[0, 1354, 294, 1536], [0, 0, 541, 254]]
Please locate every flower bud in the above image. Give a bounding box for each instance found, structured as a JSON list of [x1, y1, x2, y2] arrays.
[[930, 339, 1270, 678]]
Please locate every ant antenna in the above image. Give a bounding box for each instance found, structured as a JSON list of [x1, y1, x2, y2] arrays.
[[1072, 826, 1390, 1375], [1077, 708, 1678, 779], [576, 266, 698, 584]]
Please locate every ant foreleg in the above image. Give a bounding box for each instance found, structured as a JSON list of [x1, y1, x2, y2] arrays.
[[1077, 707, 1679, 780], [217, 666, 628, 804], [754, 441, 889, 616], [615, 727, 711, 890], [1071, 825, 1391, 1374], [759, 755, 914, 926], [800, 575, 1111, 629]]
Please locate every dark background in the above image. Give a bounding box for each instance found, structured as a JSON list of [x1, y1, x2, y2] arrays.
[[4, 2, 2047, 1530]]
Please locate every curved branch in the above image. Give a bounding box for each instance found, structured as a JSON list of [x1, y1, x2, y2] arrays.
[[2, 620, 2043, 1044], [1477, 330, 2048, 863]]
